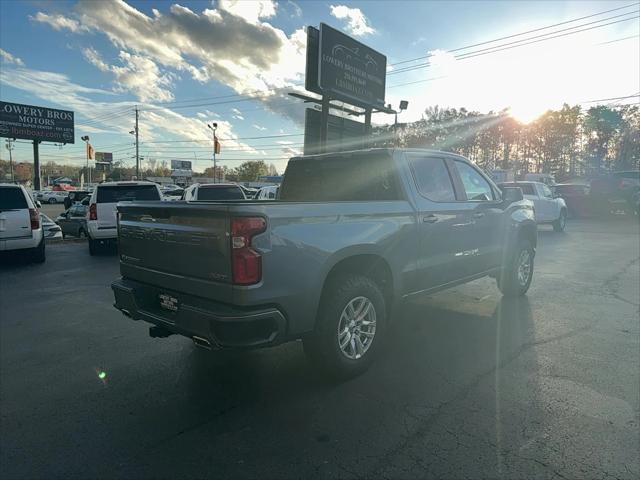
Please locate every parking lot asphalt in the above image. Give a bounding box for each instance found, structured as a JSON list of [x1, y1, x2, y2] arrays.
[[1, 218, 638, 480]]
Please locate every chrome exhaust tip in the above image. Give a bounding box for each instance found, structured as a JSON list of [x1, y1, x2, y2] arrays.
[[192, 336, 212, 350]]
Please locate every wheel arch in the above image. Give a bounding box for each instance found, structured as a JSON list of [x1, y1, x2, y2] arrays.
[[320, 252, 396, 318]]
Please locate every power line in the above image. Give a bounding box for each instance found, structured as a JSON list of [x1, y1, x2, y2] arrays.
[[389, 13, 639, 76], [581, 94, 640, 103], [389, 2, 639, 66], [140, 133, 304, 144]]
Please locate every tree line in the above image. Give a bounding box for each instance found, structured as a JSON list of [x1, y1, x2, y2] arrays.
[[373, 103, 639, 180], [0, 158, 279, 184]]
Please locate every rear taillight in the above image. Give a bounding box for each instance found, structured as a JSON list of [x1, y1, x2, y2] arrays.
[[231, 217, 266, 285], [89, 203, 97, 220], [29, 208, 39, 230]]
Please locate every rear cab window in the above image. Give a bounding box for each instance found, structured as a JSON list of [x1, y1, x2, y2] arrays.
[[280, 151, 401, 201], [197, 186, 245, 200], [0, 187, 28, 210], [96, 185, 160, 203]]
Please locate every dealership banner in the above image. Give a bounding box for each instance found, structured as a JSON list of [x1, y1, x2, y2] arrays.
[[0, 101, 75, 144]]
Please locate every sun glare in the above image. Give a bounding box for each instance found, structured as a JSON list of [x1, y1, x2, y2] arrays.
[[508, 104, 546, 124]]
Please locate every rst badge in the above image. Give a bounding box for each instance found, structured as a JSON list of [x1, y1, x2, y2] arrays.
[[159, 293, 178, 312]]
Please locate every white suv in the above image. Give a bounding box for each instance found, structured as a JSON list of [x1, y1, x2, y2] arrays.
[[86, 181, 162, 255], [0, 184, 45, 262]]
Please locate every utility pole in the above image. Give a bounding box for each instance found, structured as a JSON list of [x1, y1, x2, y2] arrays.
[[135, 106, 140, 180], [5, 139, 15, 183]]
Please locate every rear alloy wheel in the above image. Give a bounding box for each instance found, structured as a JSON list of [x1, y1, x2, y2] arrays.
[[303, 274, 386, 379], [48, 198, 57, 204], [498, 239, 534, 297], [553, 210, 567, 232]]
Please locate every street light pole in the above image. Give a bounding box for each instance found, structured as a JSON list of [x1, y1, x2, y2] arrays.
[[5, 139, 15, 183], [395, 100, 409, 147], [81, 135, 91, 186], [207, 123, 218, 183]]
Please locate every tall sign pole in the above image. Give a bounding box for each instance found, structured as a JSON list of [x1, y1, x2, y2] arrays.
[[33, 140, 41, 190]]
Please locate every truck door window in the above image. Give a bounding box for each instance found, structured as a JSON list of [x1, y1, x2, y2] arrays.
[[454, 161, 494, 201], [407, 155, 455, 202]]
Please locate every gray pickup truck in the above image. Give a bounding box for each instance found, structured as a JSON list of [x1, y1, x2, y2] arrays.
[[112, 149, 536, 378]]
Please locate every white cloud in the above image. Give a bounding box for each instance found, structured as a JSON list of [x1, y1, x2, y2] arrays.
[[231, 107, 245, 120], [329, 5, 375, 36], [286, 1, 302, 18], [30, 12, 88, 33], [218, 0, 277, 24], [0, 64, 254, 154], [0, 48, 25, 66], [83, 47, 175, 102], [32, 0, 307, 122], [252, 124, 267, 131]]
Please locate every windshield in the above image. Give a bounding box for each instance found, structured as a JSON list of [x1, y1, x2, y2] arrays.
[[197, 186, 245, 200], [96, 185, 160, 202], [0, 187, 28, 209]]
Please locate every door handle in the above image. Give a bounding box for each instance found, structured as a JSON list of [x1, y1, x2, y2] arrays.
[[472, 212, 485, 218], [423, 214, 439, 223]]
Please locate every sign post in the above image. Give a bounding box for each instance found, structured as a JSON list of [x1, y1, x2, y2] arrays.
[[0, 101, 74, 189], [296, 24, 392, 155]]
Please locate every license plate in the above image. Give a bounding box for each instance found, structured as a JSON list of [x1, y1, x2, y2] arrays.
[[159, 293, 179, 312]]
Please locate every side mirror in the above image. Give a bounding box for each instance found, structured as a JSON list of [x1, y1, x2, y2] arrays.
[[36, 201, 42, 208], [502, 187, 524, 203]]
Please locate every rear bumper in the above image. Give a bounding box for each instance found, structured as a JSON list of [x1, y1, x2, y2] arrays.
[[87, 222, 117, 240], [111, 278, 287, 349]]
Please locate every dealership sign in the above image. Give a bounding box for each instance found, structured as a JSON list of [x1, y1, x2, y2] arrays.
[[318, 23, 386, 108], [95, 152, 113, 164], [0, 101, 75, 144]]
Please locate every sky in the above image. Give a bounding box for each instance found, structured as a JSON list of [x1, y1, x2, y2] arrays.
[[0, 0, 638, 174]]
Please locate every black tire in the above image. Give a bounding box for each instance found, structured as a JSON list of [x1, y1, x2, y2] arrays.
[[78, 228, 87, 238], [32, 237, 46, 263], [553, 209, 567, 232], [88, 238, 98, 256], [48, 198, 56, 204], [498, 239, 534, 297], [303, 274, 387, 380]]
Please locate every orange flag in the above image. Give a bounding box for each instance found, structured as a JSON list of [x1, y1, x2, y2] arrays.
[[214, 136, 221, 154]]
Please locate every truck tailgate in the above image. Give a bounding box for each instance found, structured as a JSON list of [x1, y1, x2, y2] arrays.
[[117, 202, 233, 302]]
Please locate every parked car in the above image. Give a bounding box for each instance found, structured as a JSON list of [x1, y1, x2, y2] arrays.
[[63, 190, 91, 210], [182, 183, 246, 201], [0, 183, 45, 262], [39, 190, 69, 204], [40, 213, 63, 239], [553, 183, 590, 218], [590, 171, 640, 216], [500, 181, 567, 231], [524, 173, 555, 186], [240, 185, 259, 198], [56, 204, 88, 238], [112, 149, 537, 379], [255, 185, 279, 200], [86, 181, 162, 255]]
